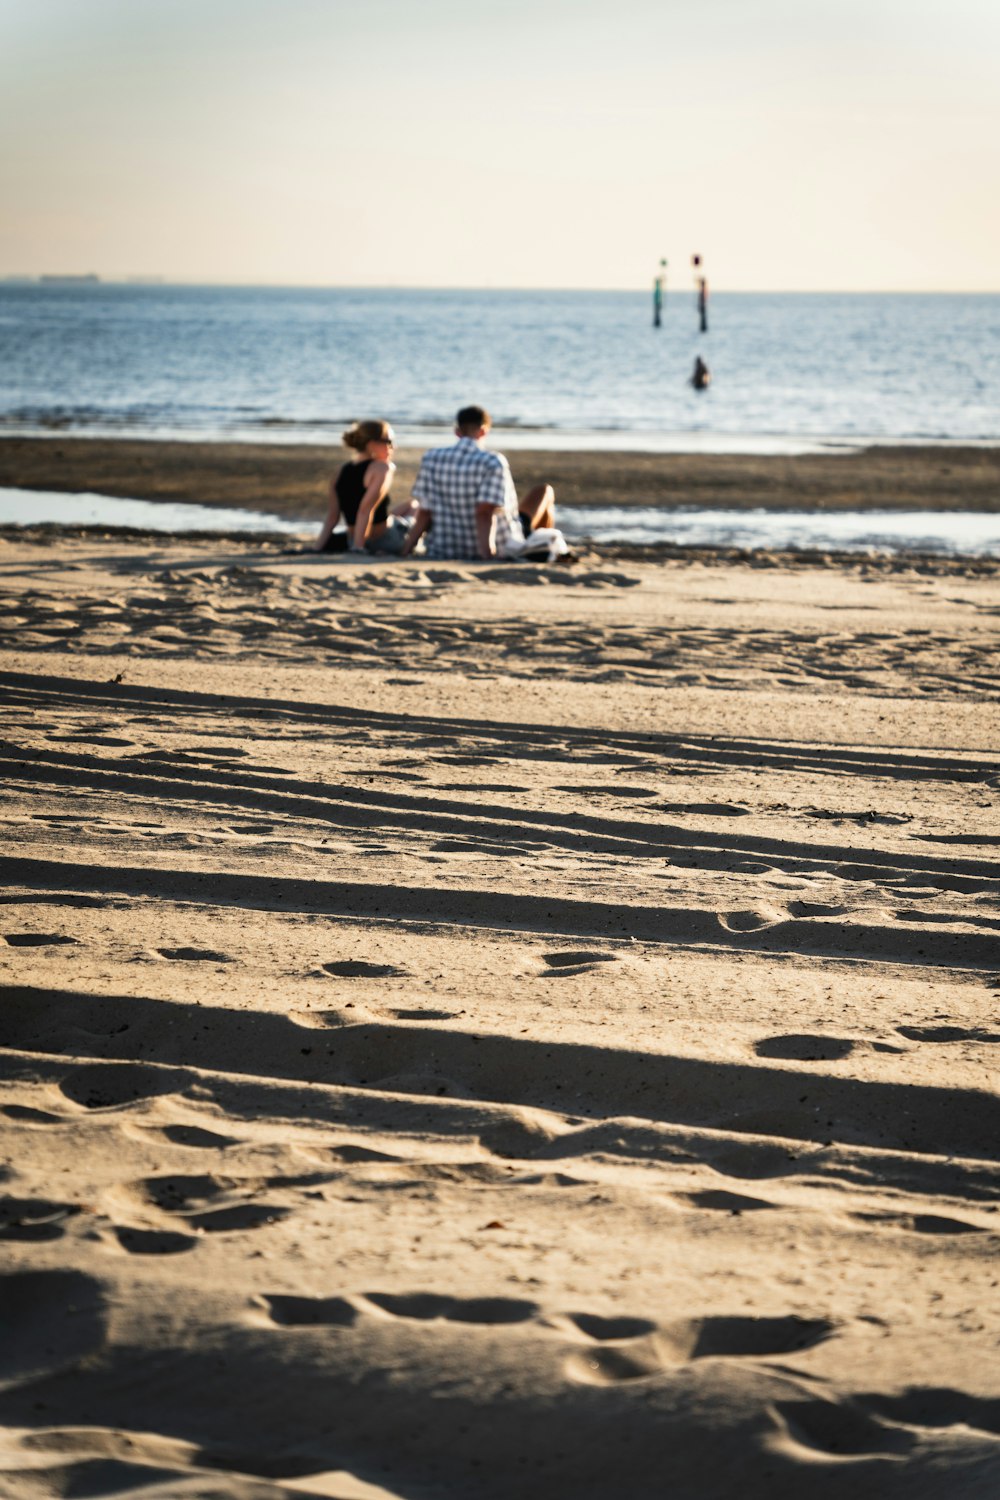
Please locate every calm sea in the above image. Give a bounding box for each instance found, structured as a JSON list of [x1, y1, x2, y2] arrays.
[[1, 285, 997, 453]]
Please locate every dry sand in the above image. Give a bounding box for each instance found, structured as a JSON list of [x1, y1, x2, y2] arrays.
[[1, 524, 999, 1498]]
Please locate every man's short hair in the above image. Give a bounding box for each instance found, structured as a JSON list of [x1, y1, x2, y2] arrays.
[[456, 405, 490, 435]]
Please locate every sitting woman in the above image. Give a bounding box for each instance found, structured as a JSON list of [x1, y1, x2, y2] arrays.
[[314, 420, 412, 554]]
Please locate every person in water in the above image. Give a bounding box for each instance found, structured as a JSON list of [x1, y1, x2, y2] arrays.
[[690, 356, 711, 391], [313, 420, 413, 553]]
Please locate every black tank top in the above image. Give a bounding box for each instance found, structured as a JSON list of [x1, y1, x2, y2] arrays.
[[335, 459, 389, 527]]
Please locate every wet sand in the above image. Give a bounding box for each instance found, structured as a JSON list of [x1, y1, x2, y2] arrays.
[[1, 528, 999, 1497], [2, 436, 999, 521]]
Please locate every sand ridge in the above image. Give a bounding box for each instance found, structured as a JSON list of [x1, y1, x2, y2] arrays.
[[1, 531, 999, 1498]]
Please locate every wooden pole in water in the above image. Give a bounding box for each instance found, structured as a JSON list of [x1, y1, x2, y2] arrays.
[[653, 258, 666, 328], [692, 254, 708, 333]]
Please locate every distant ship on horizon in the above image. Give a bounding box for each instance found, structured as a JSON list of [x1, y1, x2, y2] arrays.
[[39, 273, 101, 284]]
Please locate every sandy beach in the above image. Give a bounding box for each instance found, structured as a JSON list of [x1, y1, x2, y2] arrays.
[[1, 511, 999, 1496], [2, 437, 1000, 521]]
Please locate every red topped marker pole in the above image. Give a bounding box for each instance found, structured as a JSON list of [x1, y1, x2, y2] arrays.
[[692, 254, 708, 333]]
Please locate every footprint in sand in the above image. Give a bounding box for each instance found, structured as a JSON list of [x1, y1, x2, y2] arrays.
[[852, 1210, 988, 1236], [557, 1312, 657, 1341], [754, 1034, 856, 1062], [541, 951, 618, 972], [258, 1293, 360, 1327], [324, 1144, 405, 1165], [127, 1172, 290, 1234], [59, 1062, 187, 1111], [0, 893, 106, 912], [389, 1007, 462, 1021], [862, 1387, 1000, 1436], [655, 802, 752, 817], [897, 1024, 1000, 1044], [113, 1226, 198, 1255], [148, 1123, 238, 1150], [717, 908, 788, 933], [183, 1203, 290, 1232], [0, 1104, 66, 1125], [134, 1172, 238, 1211], [3, 932, 80, 947], [321, 960, 407, 978], [556, 784, 658, 799], [787, 901, 850, 918], [360, 1292, 539, 1325], [0, 1196, 82, 1242], [677, 1189, 775, 1214], [774, 1397, 917, 1460], [705, 1141, 809, 1181], [290, 1006, 361, 1029], [156, 947, 234, 962], [566, 1314, 837, 1385]]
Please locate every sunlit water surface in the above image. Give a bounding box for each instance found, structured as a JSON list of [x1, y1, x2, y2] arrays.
[[1, 285, 997, 452]]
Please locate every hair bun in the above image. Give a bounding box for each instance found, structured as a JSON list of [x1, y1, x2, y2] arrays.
[[343, 419, 392, 452]]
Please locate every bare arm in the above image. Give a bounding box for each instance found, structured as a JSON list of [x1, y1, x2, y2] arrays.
[[313, 473, 343, 551], [475, 501, 499, 560], [352, 460, 393, 549], [474, 454, 512, 560], [400, 506, 432, 557]]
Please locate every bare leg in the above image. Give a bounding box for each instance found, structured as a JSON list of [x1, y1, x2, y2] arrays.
[[518, 483, 555, 532]]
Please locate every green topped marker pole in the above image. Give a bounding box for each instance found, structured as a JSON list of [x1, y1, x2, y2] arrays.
[[653, 258, 666, 328]]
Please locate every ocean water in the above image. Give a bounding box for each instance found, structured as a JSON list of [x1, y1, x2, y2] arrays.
[[1, 284, 997, 453]]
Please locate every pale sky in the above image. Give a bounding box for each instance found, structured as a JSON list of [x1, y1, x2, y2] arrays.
[[1, 0, 998, 290]]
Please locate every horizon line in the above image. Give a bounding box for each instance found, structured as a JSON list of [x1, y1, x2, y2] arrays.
[[3, 277, 1000, 296]]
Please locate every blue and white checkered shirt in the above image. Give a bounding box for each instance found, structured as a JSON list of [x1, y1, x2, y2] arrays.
[[411, 438, 521, 560]]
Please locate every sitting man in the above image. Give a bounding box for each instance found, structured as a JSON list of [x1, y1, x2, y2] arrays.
[[400, 404, 556, 561]]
